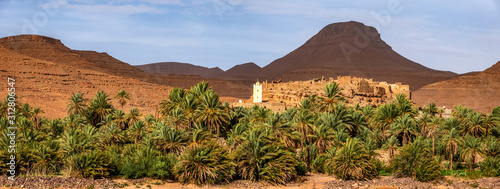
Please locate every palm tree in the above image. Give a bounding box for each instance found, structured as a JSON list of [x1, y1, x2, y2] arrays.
[[159, 88, 185, 117], [32, 107, 44, 129], [462, 112, 486, 137], [293, 109, 316, 147], [234, 127, 297, 184], [86, 91, 114, 127], [423, 102, 438, 116], [265, 113, 297, 149], [64, 114, 86, 129], [20, 103, 34, 119], [102, 123, 125, 145], [426, 116, 441, 154], [31, 140, 64, 174], [126, 108, 142, 126], [348, 111, 368, 136], [442, 128, 463, 170], [437, 108, 445, 118], [166, 108, 188, 130], [129, 120, 147, 143], [320, 82, 342, 113], [367, 128, 386, 147], [382, 136, 400, 159], [417, 112, 431, 136], [308, 124, 336, 153], [391, 137, 440, 181], [196, 90, 229, 136], [452, 104, 474, 120], [316, 112, 344, 131], [492, 106, 500, 117], [111, 109, 128, 130], [389, 114, 419, 145], [67, 93, 86, 116], [484, 114, 499, 136], [299, 98, 314, 111], [114, 89, 130, 110], [180, 93, 199, 128], [331, 138, 378, 180], [59, 128, 93, 156], [394, 94, 415, 116], [144, 113, 156, 127], [250, 107, 271, 124], [174, 142, 235, 186], [460, 135, 484, 171], [374, 103, 400, 131], [153, 126, 189, 155], [484, 136, 500, 157], [190, 81, 209, 98], [442, 117, 460, 131]]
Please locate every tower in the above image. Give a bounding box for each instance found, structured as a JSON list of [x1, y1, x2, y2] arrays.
[[253, 81, 262, 103]]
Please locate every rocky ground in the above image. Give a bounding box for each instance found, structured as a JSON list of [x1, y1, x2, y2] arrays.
[[324, 176, 500, 189], [0, 176, 117, 189], [1, 175, 499, 189]]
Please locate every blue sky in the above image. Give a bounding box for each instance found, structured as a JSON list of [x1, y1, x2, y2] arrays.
[[0, 0, 499, 73]]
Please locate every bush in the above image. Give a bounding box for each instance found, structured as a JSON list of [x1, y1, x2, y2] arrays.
[[295, 160, 308, 176], [119, 147, 175, 179], [234, 127, 297, 184], [391, 138, 440, 182], [66, 150, 111, 179], [414, 157, 441, 182], [312, 147, 336, 174], [331, 138, 378, 180], [480, 156, 500, 177], [174, 142, 235, 186]]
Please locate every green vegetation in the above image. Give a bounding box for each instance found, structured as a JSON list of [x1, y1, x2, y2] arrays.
[[1, 83, 500, 186]]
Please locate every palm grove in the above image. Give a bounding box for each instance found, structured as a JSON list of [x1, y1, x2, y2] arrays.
[[1, 82, 500, 185]]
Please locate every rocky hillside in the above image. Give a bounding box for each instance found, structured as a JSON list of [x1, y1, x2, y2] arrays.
[[413, 61, 500, 113], [258, 21, 456, 90], [134, 62, 224, 78], [0, 35, 252, 99], [0, 35, 253, 118], [0, 42, 170, 118]]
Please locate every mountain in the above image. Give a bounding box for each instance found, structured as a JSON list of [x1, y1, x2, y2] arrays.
[[222, 62, 262, 77], [0, 35, 145, 77], [0, 37, 170, 118], [135, 21, 457, 91], [0, 35, 252, 117], [413, 61, 500, 113], [0, 35, 251, 98], [135, 62, 224, 78], [252, 21, 456, 90]]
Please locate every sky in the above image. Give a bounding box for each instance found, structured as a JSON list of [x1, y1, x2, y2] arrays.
[[0, 0, 499, 74]]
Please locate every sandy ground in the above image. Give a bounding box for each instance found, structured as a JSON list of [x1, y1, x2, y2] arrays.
[[116, 174, 333, 189], [1, 174, 499, 189]]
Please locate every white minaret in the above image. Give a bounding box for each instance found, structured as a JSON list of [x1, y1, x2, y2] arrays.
[[253, 81, 262, 103]]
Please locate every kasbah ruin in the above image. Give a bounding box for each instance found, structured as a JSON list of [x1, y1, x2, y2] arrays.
[[235, 76, 411, 112]]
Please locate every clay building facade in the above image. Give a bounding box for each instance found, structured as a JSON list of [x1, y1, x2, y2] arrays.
[[238, 76, 410, 112]]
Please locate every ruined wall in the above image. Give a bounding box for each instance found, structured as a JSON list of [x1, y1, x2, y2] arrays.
[[259, 76, 410, 108]]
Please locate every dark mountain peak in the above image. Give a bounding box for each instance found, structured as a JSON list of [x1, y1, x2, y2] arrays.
[[304, 21, 389, 49], [223, 62, 262, 77], [260, 21, 457, 90], [228, 62, 261, 70]]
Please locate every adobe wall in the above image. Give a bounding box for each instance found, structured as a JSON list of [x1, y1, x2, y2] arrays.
[[257, 76, 411, 108]]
